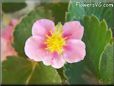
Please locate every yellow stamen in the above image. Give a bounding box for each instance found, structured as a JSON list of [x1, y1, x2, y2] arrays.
[[45, 23, 65, 54]]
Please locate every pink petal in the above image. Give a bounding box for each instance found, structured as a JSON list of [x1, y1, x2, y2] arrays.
[[1, 19, 18, 41], [1, 37, 17, 62], [42, 52, 52, 66], [9, 19, 18, 26], [32, 19, 55, 36], [63, 39, 86, 63], [1, 19, 18, 62], [1, 38, 7, 61], [50, 52, 65, 69], [24, 36, 47, 61], [5, 42, 17, 57], [63, 21, 84, 39], [1, 26, 13, 41]]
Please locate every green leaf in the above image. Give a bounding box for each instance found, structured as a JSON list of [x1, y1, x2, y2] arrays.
[[99, 43, 114, 84], [65, 16, 112, 84], [13, 6, 52, 57], [64, 61, 88, 84], [66, 0, 85, 21], [57, 68, 68, 84], [2, 56, 62, 84], [83, 16, 112, 76], [43, 2, 68, 24]]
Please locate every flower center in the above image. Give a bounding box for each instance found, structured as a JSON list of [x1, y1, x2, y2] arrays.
[[45, 23, 66, 54]]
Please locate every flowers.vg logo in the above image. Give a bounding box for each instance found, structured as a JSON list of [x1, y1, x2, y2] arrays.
[[75, 2, 113, 7]]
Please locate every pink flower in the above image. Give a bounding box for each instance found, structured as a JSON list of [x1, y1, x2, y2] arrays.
[[1, 19, 18, 61], [24, 19, 86, 69]]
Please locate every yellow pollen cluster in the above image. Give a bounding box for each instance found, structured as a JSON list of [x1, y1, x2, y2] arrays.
[[45, 23, 66, 54]]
